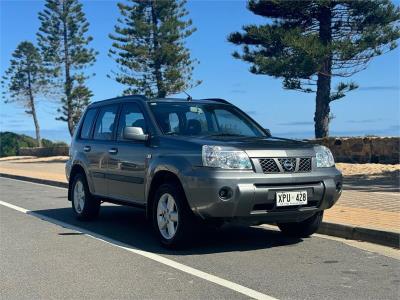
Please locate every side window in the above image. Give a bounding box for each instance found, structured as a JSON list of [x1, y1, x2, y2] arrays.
[[80, 108, 97, 139], [93, 105, 118, 141], [117, 103, 147, 140]]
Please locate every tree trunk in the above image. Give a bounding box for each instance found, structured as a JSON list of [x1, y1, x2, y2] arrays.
[[314, 4, 332, 138], [315, 75, 331, 138], [150, 0, 166, 98], [27, 71, 42, 147], [62, 0, 74, 136], [31, 101, 42, 148]]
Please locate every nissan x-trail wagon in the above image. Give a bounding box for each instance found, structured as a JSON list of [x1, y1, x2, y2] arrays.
[[66, 95, 342, 247]]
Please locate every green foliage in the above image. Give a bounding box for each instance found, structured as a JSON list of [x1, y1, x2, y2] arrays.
[[2, 41, 51, 147], [229, 0, 400, 138], [229, 0, 400, 96], [0, 132, 36, 157], [109, 0, 200, 98], [2, 42, 49, 106], [0, 132, 68, 157], [37, 0, 97, 135]]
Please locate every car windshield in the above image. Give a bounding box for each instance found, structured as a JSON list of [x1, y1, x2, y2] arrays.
[[149, 102, 266, 137]]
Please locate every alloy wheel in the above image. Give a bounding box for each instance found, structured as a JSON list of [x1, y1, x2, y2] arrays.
[[73, 180, 85, 214], [157, 193, 179, 240]]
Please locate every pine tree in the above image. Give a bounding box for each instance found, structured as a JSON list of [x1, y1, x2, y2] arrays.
[[2, 42, 51, 148], [109, 0, 200, 98], [37, 0, 97, 135], [229, 0, 400, 138]]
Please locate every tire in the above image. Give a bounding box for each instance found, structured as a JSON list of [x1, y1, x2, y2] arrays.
[[277, 211, 323, 238], [152, 182, 194, 248], [71, 173, 100, 220]]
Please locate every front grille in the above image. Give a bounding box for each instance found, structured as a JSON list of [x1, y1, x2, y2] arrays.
[[278, 158, 296, 172], [298, 158, 312, 172], [259, 158, 280, 173], [258, 157, 312, 173]]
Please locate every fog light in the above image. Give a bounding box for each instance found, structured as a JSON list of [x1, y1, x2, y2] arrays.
[[219, 187, 233, 200], [336, 182, 343, 193]]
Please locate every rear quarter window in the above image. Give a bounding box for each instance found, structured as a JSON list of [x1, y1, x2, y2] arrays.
[[80, 108, 98, 139], [93, 105, 119, 141]]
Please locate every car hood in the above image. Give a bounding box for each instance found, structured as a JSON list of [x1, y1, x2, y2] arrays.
[[162, 135, 316, 158], [191, 135, 313, 149], [208, 136, 315, 158]]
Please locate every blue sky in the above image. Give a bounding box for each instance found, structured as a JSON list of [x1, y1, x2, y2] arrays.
[[1, 0, 399, 142]]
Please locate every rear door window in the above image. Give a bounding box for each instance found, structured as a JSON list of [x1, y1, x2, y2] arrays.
[[93, 105, 119, 141]]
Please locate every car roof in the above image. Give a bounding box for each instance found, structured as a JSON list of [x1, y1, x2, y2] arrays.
[[87, 95, 230, 108]]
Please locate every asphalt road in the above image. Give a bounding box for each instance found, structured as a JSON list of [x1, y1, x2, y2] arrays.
[[0, 177, 399, 300]]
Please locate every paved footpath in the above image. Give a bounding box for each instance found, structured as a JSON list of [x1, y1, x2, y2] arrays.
[[0, 157, 399, 235], [0, 177, 399, 299]]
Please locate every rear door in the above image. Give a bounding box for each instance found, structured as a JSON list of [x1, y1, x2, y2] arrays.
[[107, 102, 149, 204], [89, 104, 119, 196], [76, 107, 107, 195]]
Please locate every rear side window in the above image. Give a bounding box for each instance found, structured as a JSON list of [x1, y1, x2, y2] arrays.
[[117, 103, 147, 140], [80, 108, 97, 139], [93, 105, 119, 140]]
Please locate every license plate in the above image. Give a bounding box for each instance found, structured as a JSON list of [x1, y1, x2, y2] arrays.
[[276, 190, 308, 207]]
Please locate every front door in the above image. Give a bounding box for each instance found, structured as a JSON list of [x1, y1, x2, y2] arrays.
[[107, 102, 149, 204]]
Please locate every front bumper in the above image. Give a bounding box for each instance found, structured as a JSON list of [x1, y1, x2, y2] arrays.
[[182, 166, 342, 223]]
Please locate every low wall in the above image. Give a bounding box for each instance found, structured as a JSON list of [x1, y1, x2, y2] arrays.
[[313, 137, 400, 164], [17, 137, 399, 164], [19, 146, 69, 157]]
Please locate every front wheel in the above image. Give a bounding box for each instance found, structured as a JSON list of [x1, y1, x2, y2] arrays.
[[152, 183, 194, 248], [71, 173, 100, 220], [277, 211, 323, 238]]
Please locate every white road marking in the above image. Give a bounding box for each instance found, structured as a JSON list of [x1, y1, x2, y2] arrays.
[[0, 199, 277, 300], [0, 200, 29, 213]]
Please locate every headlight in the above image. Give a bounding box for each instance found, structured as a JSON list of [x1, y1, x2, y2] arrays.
[[314, 145, 335, 167], [202, 145, 252, 169]]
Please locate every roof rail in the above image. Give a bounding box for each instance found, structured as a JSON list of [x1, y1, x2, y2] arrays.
[[201, 98, 231, 104], [119, 95, 147, 101]]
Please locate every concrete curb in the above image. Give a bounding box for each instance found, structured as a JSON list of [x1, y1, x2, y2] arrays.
[[1, 172, 399, 249], [0, 173, 68, 189], [318, 222, 399, 249]]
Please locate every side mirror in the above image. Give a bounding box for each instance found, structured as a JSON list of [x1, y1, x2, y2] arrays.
[[123, 126, 148, 141], [264, 128, 271, 136]]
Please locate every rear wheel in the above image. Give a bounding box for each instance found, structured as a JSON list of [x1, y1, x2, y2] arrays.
[[277, 211, 323, 237], [152, 183, 194, 248], [71, 173, 100, 220]]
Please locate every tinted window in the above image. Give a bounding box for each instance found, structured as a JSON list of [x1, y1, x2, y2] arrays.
[[80, 108, 97, 139], [117, 103, 147, 140], [214, 109, 255, 136], [149, 102, 265, 137], [185, 109, 208, 133], [93, 105, 118, 140]]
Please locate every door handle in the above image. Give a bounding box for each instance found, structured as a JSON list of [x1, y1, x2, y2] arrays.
[[83, 146, 91, 152], [108, 148, 118, 155]]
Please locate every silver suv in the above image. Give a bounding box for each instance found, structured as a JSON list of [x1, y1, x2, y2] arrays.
[[66, 96, 342, 247]]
